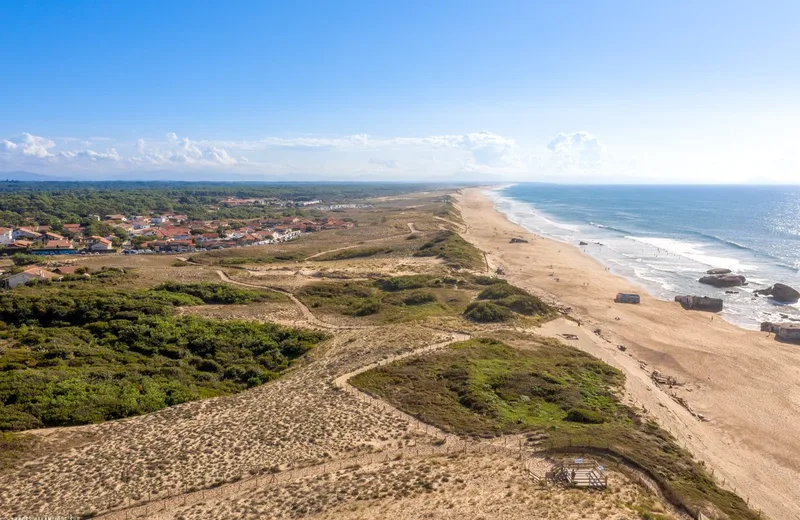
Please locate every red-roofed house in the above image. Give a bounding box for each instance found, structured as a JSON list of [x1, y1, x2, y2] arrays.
[[87, 236, 114, 251], [13, 227, 41, 240], [46, 239, 74, 250]]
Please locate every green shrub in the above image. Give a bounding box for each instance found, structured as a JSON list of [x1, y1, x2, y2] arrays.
[[477, 282, 529, 300], [497, 295, 550, 316], [11, 253, 40, 266], [351, 299, 381, 316], [412, 231, 484, 269], [0, 285, 327, 430], [316, 247, 392, 261], [402, 291, 438, 306], [464, 301, 512, 322], [155, 282, 272, 304], [565, 407, 606, 424], [380, 275, 437, 291]]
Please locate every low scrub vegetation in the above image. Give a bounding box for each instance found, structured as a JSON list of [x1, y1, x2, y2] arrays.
[[412, 230, 484, 269], [296, 278, 468, 322], [469, 280, 551, 319], [315, 246, 393, 261], [155, 282, 277, 304], [464, 301, 512, 322], [352, 337, 760, 520], [0, 285, 325, 431]]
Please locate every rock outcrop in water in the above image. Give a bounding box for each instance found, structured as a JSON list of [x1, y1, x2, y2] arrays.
[[754, 283, 800, 303], [699, 274, 747, 288], [706, 268, 732, 275]]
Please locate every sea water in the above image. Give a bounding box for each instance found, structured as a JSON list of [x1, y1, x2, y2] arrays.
[[488, 184, 800, 330]]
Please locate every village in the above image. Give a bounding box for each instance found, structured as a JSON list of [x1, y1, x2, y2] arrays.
[[0, 210, 357, 288]]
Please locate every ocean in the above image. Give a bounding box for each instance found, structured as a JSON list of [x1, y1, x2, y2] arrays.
[[488, 184, 800, 330]]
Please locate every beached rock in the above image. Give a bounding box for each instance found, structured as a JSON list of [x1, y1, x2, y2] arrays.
[[509, 237, 528, 244], [699, 274, 746, 288], [754, 283, 800, 303], [578, 241, 588, 246], [707, 268, 732, 275]]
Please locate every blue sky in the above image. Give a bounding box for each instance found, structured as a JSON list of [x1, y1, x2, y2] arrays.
[[2, 1, 799, 182]]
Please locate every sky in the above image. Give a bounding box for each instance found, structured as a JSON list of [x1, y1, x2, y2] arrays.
[[1, 1, 799, 183]]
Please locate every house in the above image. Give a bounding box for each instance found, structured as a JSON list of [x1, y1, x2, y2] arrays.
[[0, 227, 13, 245], [2, 266, 61, 288], [46, 239, 74, 250], [87, 236, 114, 251], [6, 240, 33, 250], [61, 224, 83, 236], [104, 214, 127, 222], [615, 293, 641, 304], [13, 227, 41, 240], [44, 231, 66, 241]]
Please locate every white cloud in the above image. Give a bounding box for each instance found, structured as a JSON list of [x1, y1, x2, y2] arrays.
[[59, 148, 122, 162], [132, 133, 239, 166], [547, 131, 606, 166], [4, 133, 57, 158]]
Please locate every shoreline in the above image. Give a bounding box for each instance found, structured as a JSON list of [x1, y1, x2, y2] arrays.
[[483, 185, 800, 332], [456, 187, 800, 520]]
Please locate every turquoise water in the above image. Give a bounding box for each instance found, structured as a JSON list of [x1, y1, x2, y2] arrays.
[[489, 184, 800, 330]]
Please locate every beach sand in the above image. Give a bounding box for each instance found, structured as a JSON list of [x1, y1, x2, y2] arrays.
[[457, 187, 800, 520]]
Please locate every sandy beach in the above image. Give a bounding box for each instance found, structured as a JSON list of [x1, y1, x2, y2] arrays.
[[457, 187, 800, 520]]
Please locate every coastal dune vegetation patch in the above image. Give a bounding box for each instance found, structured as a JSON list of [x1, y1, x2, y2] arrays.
[[413, 230, 485, 270], [0, 283, 325, 431], [351, 336, 760, 520], [314, 246, 394, 261]]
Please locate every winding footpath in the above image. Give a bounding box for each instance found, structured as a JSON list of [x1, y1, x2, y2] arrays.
[[214, 269, 370, 330]]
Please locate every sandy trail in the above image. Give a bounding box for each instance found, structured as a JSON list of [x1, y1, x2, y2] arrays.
[[215, 269, 370, 330], [456, 187, 800, 520], [96, 329, 692, 520]]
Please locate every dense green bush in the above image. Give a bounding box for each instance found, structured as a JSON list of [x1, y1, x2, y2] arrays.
[[565, 407, 606, 424], [476, 282, 529, 300], [412, 231, 484, 269], [315, 247, 392, 261], [402, 291, 438, 306], [10, 253, 40, 266], [0, 285, 326, 431], [155, 282, 273, 304], [351, 298, 382, 316], [464, 301, 512, 322], [497, 295, 550, 316], [379, 275, 437, 291]]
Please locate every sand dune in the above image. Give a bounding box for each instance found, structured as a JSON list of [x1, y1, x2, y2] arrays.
[[456, 187, 800, 520]]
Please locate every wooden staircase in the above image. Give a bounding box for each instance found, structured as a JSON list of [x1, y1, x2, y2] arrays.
[[547, 459, 607, 489]]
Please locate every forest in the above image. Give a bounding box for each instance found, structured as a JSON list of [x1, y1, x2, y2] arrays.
[[0, 181, 451, 226]]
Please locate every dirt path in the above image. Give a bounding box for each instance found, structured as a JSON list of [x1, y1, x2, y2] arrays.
[[406, 222, 419, 233], [215, 270, 370, 331], [303, 231, 409, 261], [94, 326, 693, 520], [434, 215, 467, 232]]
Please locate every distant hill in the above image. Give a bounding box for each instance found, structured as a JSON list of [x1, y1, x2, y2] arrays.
[[0, 171, 65, 181]]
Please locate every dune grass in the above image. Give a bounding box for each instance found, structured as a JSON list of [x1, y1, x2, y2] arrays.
[[351, 337, 760, 520], [413, 230, 485, 270]]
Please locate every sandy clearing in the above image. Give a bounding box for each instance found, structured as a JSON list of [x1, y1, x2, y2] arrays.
[[456, 187, 800, 520]]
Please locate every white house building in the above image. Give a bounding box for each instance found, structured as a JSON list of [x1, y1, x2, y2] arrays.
[[2, 266, 61, 289]]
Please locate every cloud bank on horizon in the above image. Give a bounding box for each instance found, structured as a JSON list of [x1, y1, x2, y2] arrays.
[[1, 128, 797, 184]]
